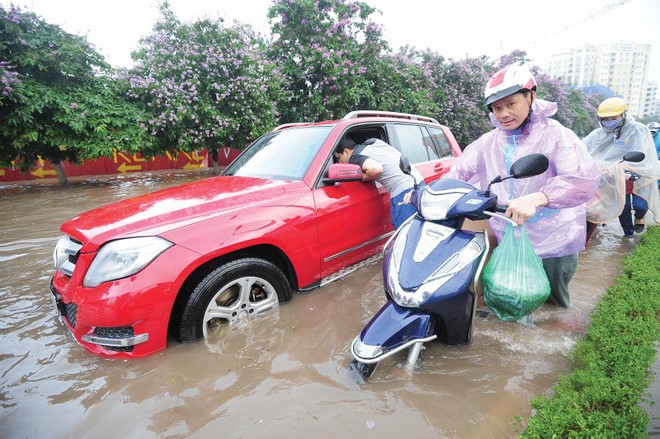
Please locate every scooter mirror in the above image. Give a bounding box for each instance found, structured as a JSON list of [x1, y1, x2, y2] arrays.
[[622, 151, 645, 163], [509, 153, 549, 179], [399, 155, 420, 191], [399, 155, 412, 175]]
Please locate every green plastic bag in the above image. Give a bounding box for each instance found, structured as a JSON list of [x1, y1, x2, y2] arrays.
[[482, 225, 550, 322]]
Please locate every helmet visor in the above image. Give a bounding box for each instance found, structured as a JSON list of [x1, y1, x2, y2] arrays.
[[485, 85, 524, 106]]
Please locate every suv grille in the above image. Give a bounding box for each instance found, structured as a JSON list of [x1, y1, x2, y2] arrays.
[[63, 301, 78, 328]]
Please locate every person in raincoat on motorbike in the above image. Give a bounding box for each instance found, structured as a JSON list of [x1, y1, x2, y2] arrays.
[[582, 97, 660, 237], [445, 65, 600, 308], [649, 121, 660, 159], [651, 121, 660, 189]]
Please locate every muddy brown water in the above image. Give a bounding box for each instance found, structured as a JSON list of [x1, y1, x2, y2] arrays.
[[0, 171, 654, 438]]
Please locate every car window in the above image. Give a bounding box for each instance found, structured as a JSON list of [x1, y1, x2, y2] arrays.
[[224, 126, 333, 180], [420, 126, 442, 160], [392, 124, 440, 164], [345, 126, 387, 145], [429, 127, 452, 158]]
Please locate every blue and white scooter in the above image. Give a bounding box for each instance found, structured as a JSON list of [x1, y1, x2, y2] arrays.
[[350, 153, 549, 379]]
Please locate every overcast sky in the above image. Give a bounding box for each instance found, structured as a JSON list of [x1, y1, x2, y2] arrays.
[[3, 0, 659, 88]]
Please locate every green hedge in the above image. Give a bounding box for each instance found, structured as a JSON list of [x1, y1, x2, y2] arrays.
[[519, 226, 660, 438]]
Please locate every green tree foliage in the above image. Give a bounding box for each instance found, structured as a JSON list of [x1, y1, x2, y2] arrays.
[[0, 5, 149, 185], [126, 2, 280, 163], [565, 89, 601, 138], [422, 52, 494, 147], [1, 1, 607, 181], [267, 0, 387, 122], [370, 46, 438, 118], [638, 113, 660, 125], [533, 71, 600, 139]]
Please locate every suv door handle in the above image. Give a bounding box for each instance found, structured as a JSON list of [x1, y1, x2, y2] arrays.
[[434, 163, 446, 172]]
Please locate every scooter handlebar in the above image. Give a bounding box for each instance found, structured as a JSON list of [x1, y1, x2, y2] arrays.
[[484, 209, 518, 227], [624, 170, 640, 181]]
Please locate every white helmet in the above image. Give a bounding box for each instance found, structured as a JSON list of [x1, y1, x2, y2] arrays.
[[648, 121, 660, 134], [484, 65, 537, 106]]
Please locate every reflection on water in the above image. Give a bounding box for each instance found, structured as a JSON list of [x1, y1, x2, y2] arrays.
[[0, 171, 648, 438]]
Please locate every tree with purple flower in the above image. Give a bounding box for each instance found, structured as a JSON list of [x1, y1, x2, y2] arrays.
[[125, 2, 281, 171], [267, 0, 387, 122]]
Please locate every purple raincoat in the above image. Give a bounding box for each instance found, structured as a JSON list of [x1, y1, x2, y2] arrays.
[[446, 99, 600, 259]]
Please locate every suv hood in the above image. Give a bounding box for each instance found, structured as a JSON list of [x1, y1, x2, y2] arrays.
[[61, 176, 308, 252]]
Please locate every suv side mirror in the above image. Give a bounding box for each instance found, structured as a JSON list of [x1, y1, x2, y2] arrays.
[[322, 163, 364, 184]]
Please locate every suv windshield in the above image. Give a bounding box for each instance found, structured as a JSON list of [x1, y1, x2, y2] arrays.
[[224, 126, 334, 180]]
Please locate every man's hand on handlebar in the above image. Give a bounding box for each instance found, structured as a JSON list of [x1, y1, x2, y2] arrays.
[[505, 192, 548, 225]]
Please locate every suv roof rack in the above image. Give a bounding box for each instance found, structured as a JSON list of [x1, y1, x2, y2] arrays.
[[273, 122, 309, 131], [342, 110, 440, 125]]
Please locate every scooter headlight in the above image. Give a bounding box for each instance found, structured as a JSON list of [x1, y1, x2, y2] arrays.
[[430, 238, 484, 281], [352, 337, 384, 360], [388, 234, 485, 307], [390, 223, 409, 272], [418, 187, 470, 220], [415, 236, 485, 297]]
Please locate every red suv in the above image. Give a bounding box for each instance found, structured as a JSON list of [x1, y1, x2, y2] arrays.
[[50, 111, 462, 358]]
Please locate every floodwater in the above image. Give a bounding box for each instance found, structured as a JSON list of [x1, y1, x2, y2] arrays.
[[0, 171, 654, 438]]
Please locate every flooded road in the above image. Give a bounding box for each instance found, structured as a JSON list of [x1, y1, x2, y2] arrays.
[[0, 171, 646, 438]]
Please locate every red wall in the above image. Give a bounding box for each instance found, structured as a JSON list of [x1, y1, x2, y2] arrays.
[[0, 147, 242, 182]]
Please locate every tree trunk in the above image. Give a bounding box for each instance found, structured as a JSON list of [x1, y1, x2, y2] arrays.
[[211, 148, 219, 175], [54, 162, 69, 187]]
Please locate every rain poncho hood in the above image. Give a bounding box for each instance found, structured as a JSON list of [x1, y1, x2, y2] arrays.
[[446, 99, 600, 258], [583, 112, 660, 224]]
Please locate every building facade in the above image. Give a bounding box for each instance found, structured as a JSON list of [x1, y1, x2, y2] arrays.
[[644, 81, 659, 117], [545, 41, 652, 117]]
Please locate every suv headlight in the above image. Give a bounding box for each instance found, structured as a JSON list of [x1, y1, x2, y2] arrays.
[[83, 237, 173, 287], [53, 236, 83, 276]]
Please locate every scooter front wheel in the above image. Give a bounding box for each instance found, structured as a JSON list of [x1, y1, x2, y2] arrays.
[[349, 359, 378, 381]]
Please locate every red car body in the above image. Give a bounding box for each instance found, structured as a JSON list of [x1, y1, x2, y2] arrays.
[[50, 111, 462, 358]]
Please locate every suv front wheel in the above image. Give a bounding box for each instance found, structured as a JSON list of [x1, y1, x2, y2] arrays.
[[173, 258, 292, 342]]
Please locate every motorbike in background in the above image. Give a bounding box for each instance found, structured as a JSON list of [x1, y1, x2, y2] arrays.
[[585, 151, 645, 243], [350, 153, 549, 379]]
